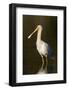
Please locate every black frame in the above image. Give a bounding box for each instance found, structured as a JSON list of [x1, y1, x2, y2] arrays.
[[9, 3, 66, 86]]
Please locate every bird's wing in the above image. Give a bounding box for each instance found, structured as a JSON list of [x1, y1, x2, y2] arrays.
[[39, 41, 48, 55]]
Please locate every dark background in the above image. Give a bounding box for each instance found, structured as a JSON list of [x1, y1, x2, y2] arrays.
[[23, 15, 57, 75]]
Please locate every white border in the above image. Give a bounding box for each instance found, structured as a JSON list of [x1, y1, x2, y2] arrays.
[[16, 7, 64, 83]]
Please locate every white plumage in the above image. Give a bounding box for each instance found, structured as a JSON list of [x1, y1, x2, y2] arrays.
[[36, 40, 48, 56], [28, 25, 48, 74]]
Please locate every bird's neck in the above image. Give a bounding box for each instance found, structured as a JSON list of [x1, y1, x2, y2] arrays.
[[36, 29, 42, 43]]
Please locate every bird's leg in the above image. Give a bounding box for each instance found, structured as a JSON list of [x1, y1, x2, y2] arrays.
[[40, 55, 44, 71], [37, 55, 44, 74], [45, 55, 48, 73]]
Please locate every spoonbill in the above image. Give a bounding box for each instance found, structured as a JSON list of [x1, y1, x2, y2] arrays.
[[28, 25, 54, 74]]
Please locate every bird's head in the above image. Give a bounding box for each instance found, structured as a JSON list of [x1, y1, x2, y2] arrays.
[[28, 25, 42, 39], [37, 25, 43, 30]]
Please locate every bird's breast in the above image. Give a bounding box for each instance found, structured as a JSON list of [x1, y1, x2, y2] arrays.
[[36, 41, 48, 55]]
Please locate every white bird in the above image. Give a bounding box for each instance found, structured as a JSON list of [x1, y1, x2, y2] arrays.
[[28, 25, 48, 74]]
